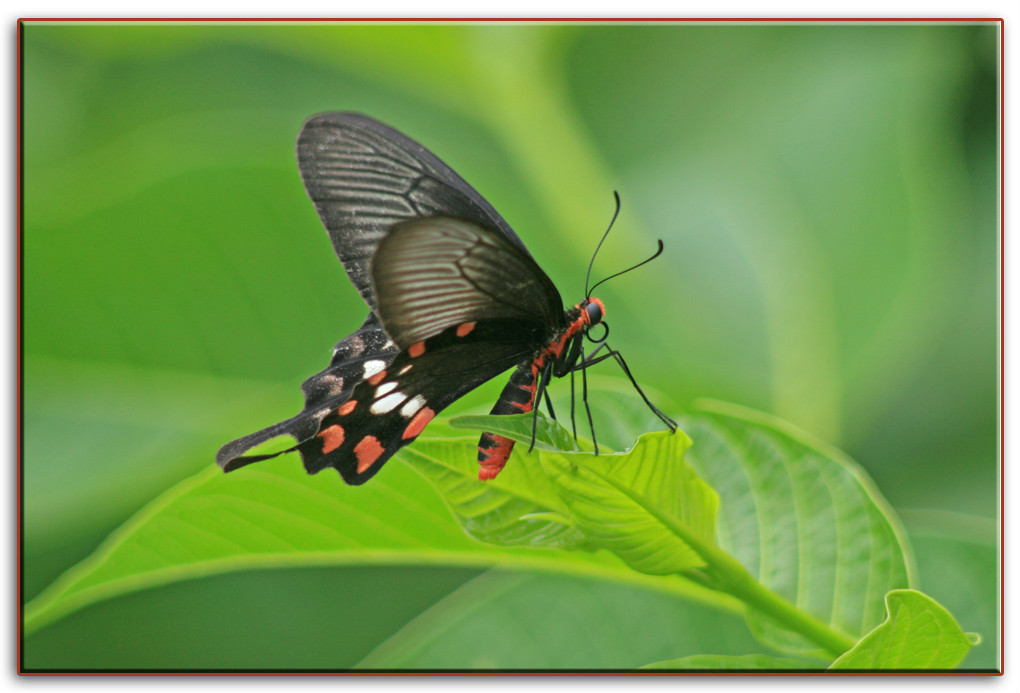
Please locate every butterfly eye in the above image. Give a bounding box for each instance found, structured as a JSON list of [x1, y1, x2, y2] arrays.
[[586, 320, 609, 343], [584, 298, 605, 326]]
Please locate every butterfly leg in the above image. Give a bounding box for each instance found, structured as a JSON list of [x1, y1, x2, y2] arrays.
[[573, 344, 677, 431], [542, 372, 557, 421], [569, 369, 577, 441], [529, 361, 555, 453], [583, 341, 608, 364], [578, 342, 600, 455]]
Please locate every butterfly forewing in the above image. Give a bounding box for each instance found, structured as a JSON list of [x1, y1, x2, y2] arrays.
[[372, 217, 564, 348], [297, 113, 529, 311]]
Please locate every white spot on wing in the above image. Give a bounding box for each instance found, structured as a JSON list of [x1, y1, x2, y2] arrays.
[[371, 392, 407, 415], [363, 359, 386, 379], [375, 381, 397, 397], [397, 364, 413, 376], [400, 395, 426, 418]]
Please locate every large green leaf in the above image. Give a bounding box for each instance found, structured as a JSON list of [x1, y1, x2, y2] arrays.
[[829, 590, 975, 670], [25, 392, 918, 670], [23, 428, 728, 636], [681, 401, 913, 655]]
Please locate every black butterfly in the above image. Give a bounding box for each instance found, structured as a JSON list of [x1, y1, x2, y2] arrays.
[[217, 113, 675, 485]]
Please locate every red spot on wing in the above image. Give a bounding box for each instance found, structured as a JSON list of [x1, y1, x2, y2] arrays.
[[354, 436, 385, 474], [402, 406, 436, 440], [366, 370, 387, 386], [456, 321, 476, 337], [317, 424, 345, 454], [409, 341, 426, 358], [337, 400, 357, 416]]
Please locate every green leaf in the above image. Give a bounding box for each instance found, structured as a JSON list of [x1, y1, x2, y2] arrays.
[[682, 401, 913, 655], [829, 590, 976, 670], [539, 429, 718, 575], [902, 510, 999, 670], [396, 436, 587, 549], [640, 654, 820, 671]]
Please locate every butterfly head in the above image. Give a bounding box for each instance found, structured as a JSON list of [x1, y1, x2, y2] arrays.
[[580, 297, 608, 343]]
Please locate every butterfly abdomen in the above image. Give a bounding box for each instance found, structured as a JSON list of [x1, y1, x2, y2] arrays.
[[477, 363, 538, 480]]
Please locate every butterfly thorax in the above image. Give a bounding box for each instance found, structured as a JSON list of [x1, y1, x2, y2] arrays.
[[534, 297, 605, 375]]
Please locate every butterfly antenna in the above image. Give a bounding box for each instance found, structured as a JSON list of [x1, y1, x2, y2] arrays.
[[584, 191, 622, 298], [587, 239, 665, 300]]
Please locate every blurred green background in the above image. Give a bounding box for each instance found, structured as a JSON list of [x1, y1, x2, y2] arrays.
[[22, 21, 999, 670]]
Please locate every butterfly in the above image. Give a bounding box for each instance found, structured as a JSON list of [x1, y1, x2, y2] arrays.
[[217, 113, 676, 485]]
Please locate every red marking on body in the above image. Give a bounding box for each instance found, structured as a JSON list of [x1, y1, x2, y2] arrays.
[[409, 341, 426, 358], [542, 326, 577, 362], [317, 424, 345, 454], [366, 370, 387, 386], [402, 406, 436, 440], [337, 400, 357, 416], [511, 371, 538, 411], [354, 436, 385, 473], [478, 435, 515, 480], [456, 321, 476, 337]]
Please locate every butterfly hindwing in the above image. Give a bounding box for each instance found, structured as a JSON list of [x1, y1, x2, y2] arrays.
[[298, 318, 539, 484], [372, 217, 565, 348], [216, 313, 398, 471]]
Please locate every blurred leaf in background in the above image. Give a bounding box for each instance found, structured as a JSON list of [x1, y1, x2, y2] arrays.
[[21, 21, 998, 670]]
